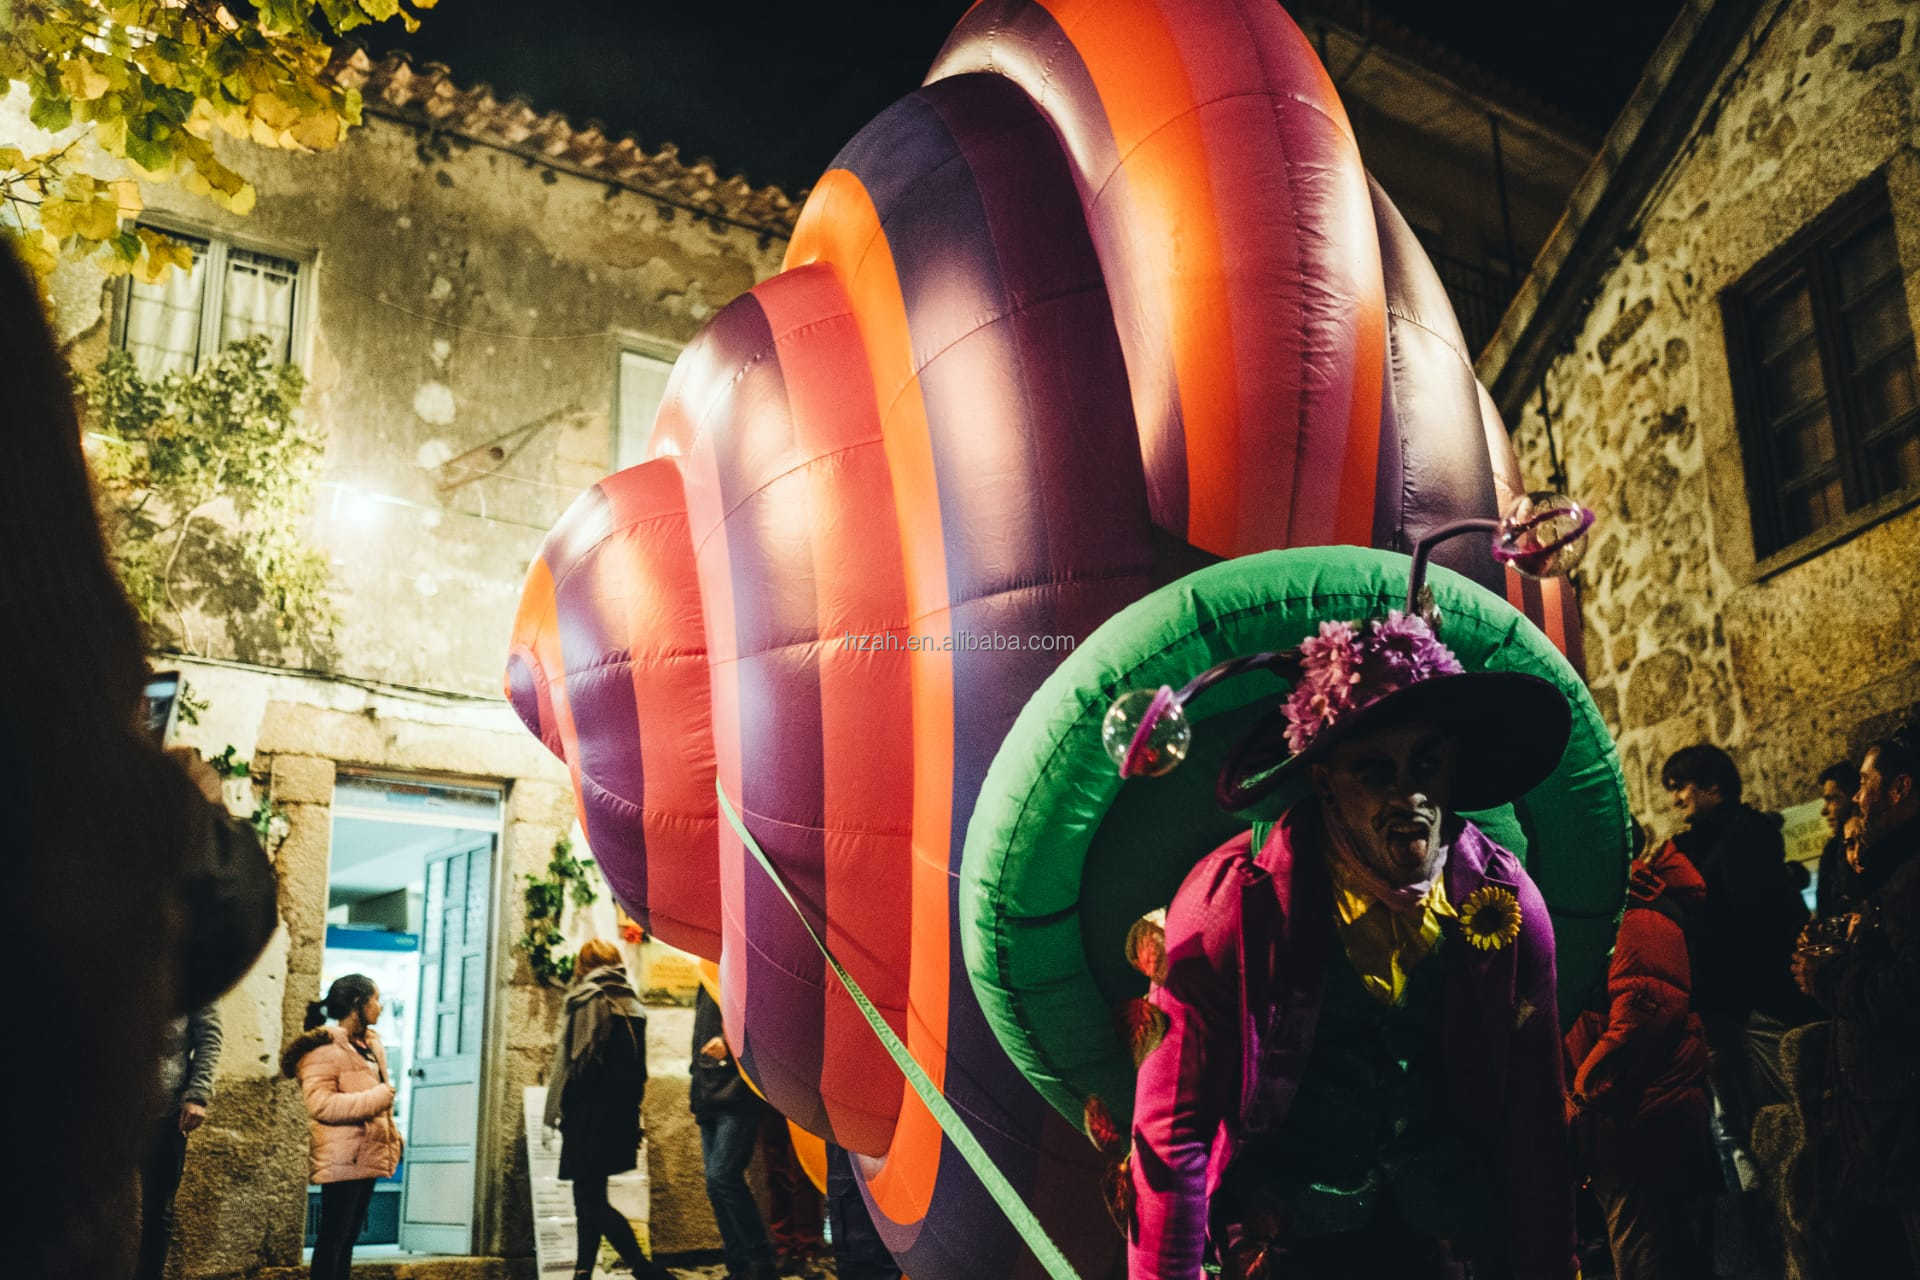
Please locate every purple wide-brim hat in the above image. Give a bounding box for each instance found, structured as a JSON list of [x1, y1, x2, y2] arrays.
[[1218, 669, 1572, 813]]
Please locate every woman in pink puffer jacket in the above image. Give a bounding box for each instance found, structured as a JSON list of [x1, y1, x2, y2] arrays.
[[280, 974, 403, 1280]]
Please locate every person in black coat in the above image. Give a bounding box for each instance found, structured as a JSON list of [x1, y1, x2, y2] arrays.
[[545, 940, 671, 1280], [1661, 744, 1813, 1147], [691, 984, 776, 1280]]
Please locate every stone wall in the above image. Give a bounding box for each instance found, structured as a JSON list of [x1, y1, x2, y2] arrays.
[[1506, 0, 1920, 823]]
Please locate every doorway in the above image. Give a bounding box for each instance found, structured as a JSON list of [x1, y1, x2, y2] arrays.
[[317, 772, 503, 1257]]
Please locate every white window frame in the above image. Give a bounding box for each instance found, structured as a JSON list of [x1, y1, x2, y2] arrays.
[[110, 215, 317, 372], [611, 336, 681, 472]]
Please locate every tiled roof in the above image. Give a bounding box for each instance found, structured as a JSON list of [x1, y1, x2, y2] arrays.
[[330, 48, 802, 239]]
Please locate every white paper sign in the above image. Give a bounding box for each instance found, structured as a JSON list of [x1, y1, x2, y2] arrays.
[[523, 1087, 652, 1276]]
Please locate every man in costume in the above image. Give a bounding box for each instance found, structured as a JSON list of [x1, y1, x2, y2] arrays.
[[1128, 612, 1577, 1280]]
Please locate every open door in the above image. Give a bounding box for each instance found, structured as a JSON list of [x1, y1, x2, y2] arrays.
[[399, 839, 493, 1253]]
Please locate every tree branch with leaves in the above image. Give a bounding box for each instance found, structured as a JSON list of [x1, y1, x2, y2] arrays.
[[1, 0, 436, 278]]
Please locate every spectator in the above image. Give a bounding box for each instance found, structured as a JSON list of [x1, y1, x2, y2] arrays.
[[1796, 732, 1920, 1275], [1814, 761, 1863, 920], [281, 975, 402, 1280], [0, 239, 276, 1279], [826, 1144, 902, 1280], [1660, 744, 1812, 1146], [759, 1112, 826, 1276], [545, 939, 671, 1280], [1786, 860, 1812, 900], [138, 1001, 223, 1280], [691, 985, 776, 1280], [1564, 839, 1715, 1279]]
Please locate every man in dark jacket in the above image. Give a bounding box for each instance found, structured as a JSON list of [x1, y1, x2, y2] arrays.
[[1798, 733, 1920, 1275], [825, 1144, 903, 1280], [691, 985, 776, 1280], [1661, 744, 1812, 1146], [138, 1002, 222, 1280]]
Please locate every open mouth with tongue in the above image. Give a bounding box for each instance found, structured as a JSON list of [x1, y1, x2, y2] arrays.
[[1381, 816, 1438, 871]]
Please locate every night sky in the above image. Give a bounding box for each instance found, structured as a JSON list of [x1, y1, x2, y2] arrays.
[[367, 1, 1684, 194]]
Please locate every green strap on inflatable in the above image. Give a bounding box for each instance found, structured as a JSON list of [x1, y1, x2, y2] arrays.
[[715, 780, 1084, 1280]]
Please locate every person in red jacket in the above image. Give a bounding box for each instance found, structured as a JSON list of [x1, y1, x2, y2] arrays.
[[1564, 839, 1715, 1280]]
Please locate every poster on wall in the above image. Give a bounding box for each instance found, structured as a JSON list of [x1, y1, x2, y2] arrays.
[[524, 1086, 650, 1276]]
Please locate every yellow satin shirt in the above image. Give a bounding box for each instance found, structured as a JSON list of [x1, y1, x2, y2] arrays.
[[1327, 858, 1457, 1006]]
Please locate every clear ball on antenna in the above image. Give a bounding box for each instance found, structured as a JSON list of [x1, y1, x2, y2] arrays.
[[1102, 686, 1191, 778], [1496, 491, 1594, 579]]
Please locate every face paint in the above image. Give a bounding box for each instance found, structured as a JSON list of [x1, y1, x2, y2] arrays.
[[1314, 720, 1456, 889]]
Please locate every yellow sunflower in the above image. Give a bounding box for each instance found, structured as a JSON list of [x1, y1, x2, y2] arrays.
[[1459, 885, 1523, 951]]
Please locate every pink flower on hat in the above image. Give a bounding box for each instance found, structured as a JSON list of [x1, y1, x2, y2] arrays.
[[1280, 611, 1462, 755]]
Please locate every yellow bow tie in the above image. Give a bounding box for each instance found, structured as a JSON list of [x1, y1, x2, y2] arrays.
[[1328, 865, 1456, 1005]]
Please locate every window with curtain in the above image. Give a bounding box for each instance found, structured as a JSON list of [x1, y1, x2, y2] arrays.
[[614, 348, 676, 471], [1724, 174, 1919, 560], [116, 227, 305, 377]]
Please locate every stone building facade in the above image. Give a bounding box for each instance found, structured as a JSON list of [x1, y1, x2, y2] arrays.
[[1482, 0, 1920, 831], [15, 49, 789, 1278]]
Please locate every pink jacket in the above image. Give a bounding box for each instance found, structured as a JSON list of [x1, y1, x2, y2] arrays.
[[280, 1025, 403, 1183]]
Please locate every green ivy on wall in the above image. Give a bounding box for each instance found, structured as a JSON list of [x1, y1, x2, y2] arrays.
[[517, 835, 598, 989], [204, 741, 287, 847]]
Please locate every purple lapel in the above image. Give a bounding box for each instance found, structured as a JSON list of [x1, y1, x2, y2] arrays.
[[1240, 806, 1332, 1135], [1442, 820, 1524, 1129]]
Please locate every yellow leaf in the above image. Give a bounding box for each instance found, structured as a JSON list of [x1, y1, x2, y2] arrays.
[[134, 228, 195, 284], [222, 182, 257, 216], [17, 230, 60, 277], [55, 172, 99, 202], [251, 92, 300, 130], [133, 250, 174, 285], [248, 116, 279, 148], [38, 195, 80, 239], [182, 169, 213, 196], [287, 111, 340, 151], [0, 147, 25, 171], [94, 116, 127, 154], [60, 55, 112, 102], [111, 179, 142, 216], [76, 196, 119, 242], [185, 100, 217, 140]]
